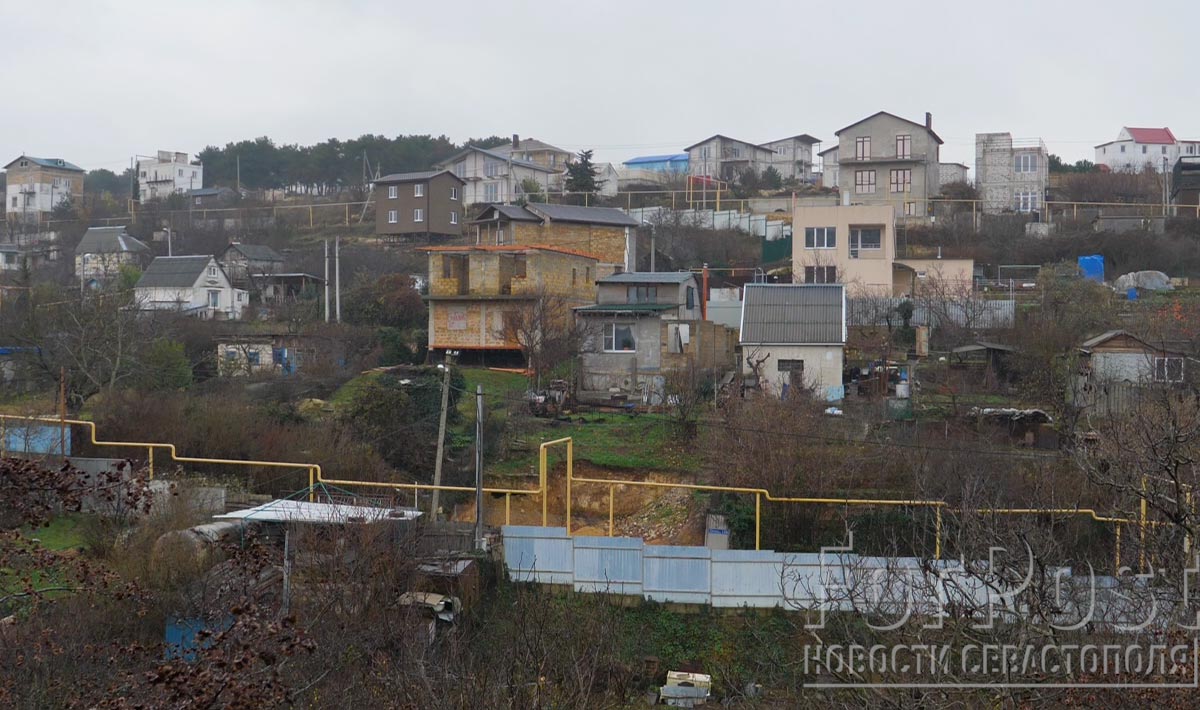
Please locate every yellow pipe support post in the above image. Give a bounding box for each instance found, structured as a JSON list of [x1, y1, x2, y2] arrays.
[[539, 445, 548, 526], [609, 484, 615, 537], [505, 493, 511, 526], [935, 505, 943, 560], [308, 467, 315, 503], [755, 493, 761, 551], [1115, 523, 1122, 572], [1140, 477, 1149, 572], [148, 446, 154, 481]]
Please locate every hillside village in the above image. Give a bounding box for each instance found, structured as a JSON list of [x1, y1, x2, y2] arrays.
[[6, 106, 1200, 706]]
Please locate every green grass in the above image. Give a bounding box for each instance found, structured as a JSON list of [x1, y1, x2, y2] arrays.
[[328, 371, 384, 408], [23, 515, 86, 551], [458, 368, 529, 426], [492, 413, 699, 475]]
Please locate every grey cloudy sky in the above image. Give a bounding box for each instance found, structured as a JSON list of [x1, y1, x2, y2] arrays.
[[3, 0, 1196, 174]]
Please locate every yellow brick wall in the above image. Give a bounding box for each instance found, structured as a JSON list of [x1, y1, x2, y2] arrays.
[[511, 222, 627, 265], [429, 301, 519, 349], [659, 319, 738, 372]]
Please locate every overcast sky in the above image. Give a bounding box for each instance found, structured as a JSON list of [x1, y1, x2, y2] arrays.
[[3, 0, 1196, 175]]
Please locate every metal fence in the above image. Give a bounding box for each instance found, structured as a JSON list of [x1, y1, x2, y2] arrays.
[[848, 297, 1015, 329]]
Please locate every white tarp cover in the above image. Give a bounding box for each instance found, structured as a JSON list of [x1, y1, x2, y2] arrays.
[[215, 499, 421, 524]]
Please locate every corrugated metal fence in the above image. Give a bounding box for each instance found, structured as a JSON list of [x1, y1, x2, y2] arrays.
[[502, 526, 995, 611], [849, 297, 1015, 330]]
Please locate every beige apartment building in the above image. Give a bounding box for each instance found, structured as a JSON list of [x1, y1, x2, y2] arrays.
[[792, 205, 972, 296]]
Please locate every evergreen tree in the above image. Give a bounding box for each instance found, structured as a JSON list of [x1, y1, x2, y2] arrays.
[[565, 149, 603, 194]]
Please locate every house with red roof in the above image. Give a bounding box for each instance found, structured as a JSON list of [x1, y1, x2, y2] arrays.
[[1095, 127, 1200, 173]]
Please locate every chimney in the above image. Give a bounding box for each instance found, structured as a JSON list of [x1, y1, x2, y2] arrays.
[[512, 134, 520, 149], [925, 112, 933, 130]]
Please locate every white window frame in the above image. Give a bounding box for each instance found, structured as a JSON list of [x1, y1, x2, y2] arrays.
[[450, 211, 459, 225], [804, 265, 837, 284], [413, 208, 424, 223], [387, 209, 398, 224], [602, 323, 636, 352], [483, 182, 499, 202], [450, 186, 459, 201], [804, 226, 836, 249], [208, 266, 217, 277], [388, 185, 398, 199], [207, 290, 220, 308], [1154, 356, 1184, 383], [1015, 153, 1038, 173], [414, 183, 425, 197], [849, 227, 882, 258]]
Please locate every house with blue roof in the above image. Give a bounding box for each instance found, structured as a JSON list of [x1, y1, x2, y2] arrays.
[[4, 154, 84, 221]]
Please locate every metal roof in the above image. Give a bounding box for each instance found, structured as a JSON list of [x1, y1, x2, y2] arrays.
[[74, 226, 151, 256], [575, 303, 677, 314], [472, 204, 542, 222], [5, 155, 84, 172], [1124, 127, 1176, 145], [224, 242, 283, 262], [214, 499, 422, 524], [597, 271, 695, 284], [375, 169, 464, 184], [525, 203, 640, 227], [682, 134, 774, 152], [834, 111, 944, 145], [434, 145, 558, 173], [188, 187, 232, 197], [622, 153, 689, 166], [136, 256, 219, 289], [739, 283, 845, 345]]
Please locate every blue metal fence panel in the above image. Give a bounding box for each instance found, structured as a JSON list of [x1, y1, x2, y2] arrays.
[[573, 535, 644, 595], [644, 545, 711, 604], [3, 424, 70, 456], [710, 550, 792, 608], [502, 526, 574, 585]]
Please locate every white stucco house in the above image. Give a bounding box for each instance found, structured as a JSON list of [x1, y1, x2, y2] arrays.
[[137, 150, 203, 201], [75, 226, 152, 286], [739, 283, 846, 401], [1094, 127, 1200, 173], [134, 255, 248, 320]]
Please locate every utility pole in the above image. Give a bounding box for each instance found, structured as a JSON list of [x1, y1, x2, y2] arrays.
[[431, 352, 454, 518], [474, 384, 484, 550], [236, 154, 241, 194], [334, 236, 342, 323], [323, 239, 330, 322]]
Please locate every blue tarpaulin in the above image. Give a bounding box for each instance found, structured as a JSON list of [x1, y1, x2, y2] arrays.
[[1078, 255, 1105, 282]]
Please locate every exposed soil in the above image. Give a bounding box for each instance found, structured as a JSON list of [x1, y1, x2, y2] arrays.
[[452, 460, 707, 545]]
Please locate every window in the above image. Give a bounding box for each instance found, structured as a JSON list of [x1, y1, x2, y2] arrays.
[[140, 170, 146, 178], [778, 359, 804, 373], [177, 169, 183, 177], [1014, 190, 1039, 212], [224, 349, 238, 362], [1121, 145, 1126, 153], [849, 227, 882, 258], [895, 134, 911, 159], [387, 209, 398, 224], [484, 161, 501, 177], [1162, 146, 1168, 154], [855, 137, 871, 160], [889, 169, 911, 193], [1103, 147, 1107, 154], [194, 197, 201, 205], [627, 285, 658, 303], [730, 147, 741, 158], [699, 146, 711, 159], [1155, 357, 1184, 383], [247, 350, 261, 366], [414, 183, 425, 197], [804, 265, 837, 284], [513, 255, 527, 278], [442, 255, 453, 278], [572, 268, 577, 286], [208, 266, 217, 277], [603, 323, 636, 352], [19, 160, 27, 167], [854, 170, 876, 193], [804, 226, 836, 249], [454, 161, 465, 178], [904, 202, 919, 216], [686, 286, 696, 310], [1015, 154, 1038, 173], [450, 210, 459, 225], [413, 208, 424, 223], [207, 290, 220, 308], [1142, 145, 1147, 154], [450, 186, 459, 200], [10, 197, 15, 208], [388, 185, 398, 199], [483, 182, 499, 202], [192, 170, 197, 177]]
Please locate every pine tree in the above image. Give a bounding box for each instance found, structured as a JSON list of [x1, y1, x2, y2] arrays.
[[565, 150, 603, 194]]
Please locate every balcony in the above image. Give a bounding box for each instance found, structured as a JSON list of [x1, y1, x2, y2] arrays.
[[838, 152, 932, 165]]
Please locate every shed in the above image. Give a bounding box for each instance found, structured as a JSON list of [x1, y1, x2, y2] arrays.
[[738, 283, 846, 401]]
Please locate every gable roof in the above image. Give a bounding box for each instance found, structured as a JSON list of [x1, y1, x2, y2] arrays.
[[471, 203, 542, 223], [525, 203, 640, 227], [739, 283, 846, 345], [375, 169, 465, 185], [817, 144, 839, 157], [433, 145, 558, 173], [489, 138, 570, 156], [1124, 127, 1177, 145], [683, 134, 775, 153], [1079, 329, 1182, 354], [4, 155, 84, 172], [763, 134, 821, 146], [418, 244, 600, 261], [74, 226, 151, 256], [597, 271, 696, 285], [224, 242, 283, 263], [834, 111, 944, 145], [136, 256, 221, 289]]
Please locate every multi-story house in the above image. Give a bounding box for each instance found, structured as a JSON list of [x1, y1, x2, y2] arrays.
[[575, 271, 736, 403], [818, 145, 839, 188], [137, 151, 203, 201], [487, 136, 573, 171], [791, 205, 973, 297], [74, 226, 152, 286], [1094, 127, 1200, 173], [433, 145, 561, 206], [938, 162, 970, 188], [759, 134, 821, 182], [4, 155, 84, 221], [975, 133, 1049, 214], [685, 135, 775, 181], [218, 242, 285, 288], [421, 244, 599, 360], [134, 255, 248, 320], [833, 111, 943, 218], [374, 170, 466, 239], [471, 202, 640, 272]]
